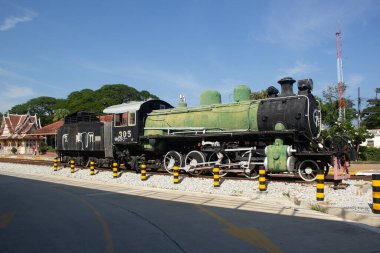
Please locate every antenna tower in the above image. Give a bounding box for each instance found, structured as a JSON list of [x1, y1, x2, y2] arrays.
[[336, 30, 345, 121]]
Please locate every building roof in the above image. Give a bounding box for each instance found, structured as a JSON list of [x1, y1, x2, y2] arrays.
[[31, 120, 64, 136], [0, 113, 41, 140]]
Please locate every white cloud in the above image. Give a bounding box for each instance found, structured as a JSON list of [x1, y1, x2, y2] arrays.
[[278, 61, 318, 79], [5, 85, 34, 98], [346, 73, 365, 88], [0, 10, 38, 32], [256, 0, 379, 49]]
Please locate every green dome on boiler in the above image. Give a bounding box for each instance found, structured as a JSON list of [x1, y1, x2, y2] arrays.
[[200, 90, 221, 106], [233, 85, 251, 102]]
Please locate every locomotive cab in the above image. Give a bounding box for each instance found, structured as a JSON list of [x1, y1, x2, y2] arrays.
[[103, 100, 173, 146]]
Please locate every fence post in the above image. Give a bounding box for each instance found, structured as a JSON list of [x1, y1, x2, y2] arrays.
[[112, 162, 118, 178], [141, 164, 147, 181], [70, 159, 75, 173], [213, 166, 220, 187], [316, 171, 325, 201], [90, 161, 95, 175], [173, 166, 179, 184], [259, 168, 266, 191], [372, 174, 380, 214], [53, 158, 58, 171]]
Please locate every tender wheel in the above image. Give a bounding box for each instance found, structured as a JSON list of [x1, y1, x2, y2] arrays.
[[208, 152, 230, 177], [298, 160, 319, 181], [164, 151, 183, 174], [185, 150, 206, 175]]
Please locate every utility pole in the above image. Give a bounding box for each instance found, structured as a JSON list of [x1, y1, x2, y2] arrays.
[[358, 87, 361, 127], [336, 31, 345, 121]]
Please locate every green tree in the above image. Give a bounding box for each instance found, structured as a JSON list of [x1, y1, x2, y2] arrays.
[[53, 108, 70, 122], [321, 83, 356, 126], [9, 96, 58, 126], [5, 84, 159, 124], [250, 89, 268, 100], [320, 83, 372, 157], [322, 121, 373, 153], [362, 98, 380, 129]]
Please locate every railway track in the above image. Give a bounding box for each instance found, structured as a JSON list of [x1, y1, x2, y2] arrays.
[[0, 157, 372, 184]]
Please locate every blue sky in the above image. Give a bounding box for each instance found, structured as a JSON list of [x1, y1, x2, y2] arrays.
[[1, 0, 380, 114]]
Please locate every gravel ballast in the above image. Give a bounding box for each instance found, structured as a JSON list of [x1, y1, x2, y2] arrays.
[[0, 162, 374, 214]]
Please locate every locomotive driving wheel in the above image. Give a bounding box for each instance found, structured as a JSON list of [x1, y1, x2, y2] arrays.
[[163, 151, 183, 174], [297, 160, 319, 182], [185, 150, 206, 176], [241, 151, 260, 179], [208, 151, 231, 177]]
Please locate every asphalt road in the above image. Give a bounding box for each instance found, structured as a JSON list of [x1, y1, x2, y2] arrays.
[[0, 175, 380, 253]]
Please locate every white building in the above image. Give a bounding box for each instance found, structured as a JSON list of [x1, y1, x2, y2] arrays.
[[361, 129, 380, 148]]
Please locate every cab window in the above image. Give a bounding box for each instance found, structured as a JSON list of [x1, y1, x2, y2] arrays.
[[128, 112, 136, 126], [114, 113, 127, 127]]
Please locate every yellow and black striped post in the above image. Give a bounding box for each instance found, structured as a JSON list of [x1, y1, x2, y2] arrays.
[[53, 158, 58, 171], [112, 162, 118, 178], [173, 166, 179, 184], [70, 159, 75, 173], [213, 166, 220, 187], [259, 168, 266, 191], [90, 161, 95, 175], [141, 164, 147, 181], [316, 171, 325, 201], [372, 174, 380, 214]]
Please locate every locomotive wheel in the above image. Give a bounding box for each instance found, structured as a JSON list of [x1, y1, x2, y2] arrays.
[[241, 151, 260, 179], [298, 160, 319, 182], [208, 152, 231, 177], [163, 151, 183, 174], [244, 165, 260, 179], [185, 150, 206, 175]]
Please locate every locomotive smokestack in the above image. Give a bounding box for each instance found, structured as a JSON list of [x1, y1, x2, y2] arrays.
[[278, 77, 296, 97]]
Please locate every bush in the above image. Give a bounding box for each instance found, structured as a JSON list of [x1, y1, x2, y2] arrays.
[[11, 147, 17, 154], [39, 142, 48, 155], [358, 146, 380, 161]]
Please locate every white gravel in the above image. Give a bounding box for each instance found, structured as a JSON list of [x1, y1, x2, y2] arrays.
[[0, 162, 374, 214]]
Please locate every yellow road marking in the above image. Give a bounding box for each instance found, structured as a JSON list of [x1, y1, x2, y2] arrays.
[[196, 205, 283, 253], [57, 189, 114, 253], [0, 211, 16, 229]]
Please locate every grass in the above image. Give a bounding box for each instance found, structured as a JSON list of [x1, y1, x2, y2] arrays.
[[309, 203, 328, 213]]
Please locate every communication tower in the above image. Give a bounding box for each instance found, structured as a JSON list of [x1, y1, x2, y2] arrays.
[[336, 31, 345, 121]]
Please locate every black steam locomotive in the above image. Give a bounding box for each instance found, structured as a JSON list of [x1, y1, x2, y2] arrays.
[[56, 77, 347, 181]]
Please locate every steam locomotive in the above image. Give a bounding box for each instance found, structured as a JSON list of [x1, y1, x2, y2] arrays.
[[56, 77, 339, 181]]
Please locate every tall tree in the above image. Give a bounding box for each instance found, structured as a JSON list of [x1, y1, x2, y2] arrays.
[[320, 83, 373, 155], [362, 98, 380, 129], [9, 96, 58, 125], [53, 108, 70, 122], [321, 83, 356, 126]]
